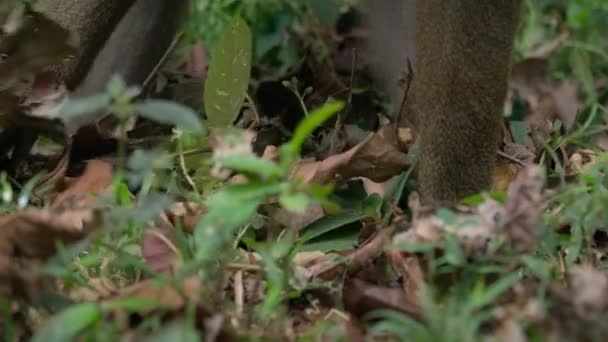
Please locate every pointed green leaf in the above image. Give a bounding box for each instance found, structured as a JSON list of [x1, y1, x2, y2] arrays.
[[32, 303, 101, 342]]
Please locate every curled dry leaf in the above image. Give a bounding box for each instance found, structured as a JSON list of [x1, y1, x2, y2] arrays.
[[53, 159, 113, 209], [291, 125, 409, 184], [385, 249, 424, 307], [306, 227, 394, 281], [142, 226, 179, 275], [0, 208, 93, 300], [107, 276, 202, 314], [342, 278, 423, 320], [0, 159, 113, 300], [142, 202, 206, 274], [503, 165, 542, 252]]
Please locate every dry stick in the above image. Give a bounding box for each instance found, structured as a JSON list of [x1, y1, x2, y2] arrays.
[[496, 150, 527, 167], [395, 59, 414, 151], [234, 270, 244, 316], [343, 47, 358, 121], [226, 263, 264, 273], [142, 31, 184, 89]]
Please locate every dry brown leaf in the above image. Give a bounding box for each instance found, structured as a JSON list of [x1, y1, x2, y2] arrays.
[[385, 249, 424, 307], [165, 201, 206, 234], [342, 278, 423, 320], [108, 275, 202, 313], [53, 159, 114, 208], [291, 126, 409, 184], [0, 159, 113, 300], [0, 208, 92, 299], [307, 227, 394, 281], [142, 202, 206, 274], [142, 226, 179, 275]]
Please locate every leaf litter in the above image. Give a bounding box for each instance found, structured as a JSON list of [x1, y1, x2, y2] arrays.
[[1, 2, 608, 340]]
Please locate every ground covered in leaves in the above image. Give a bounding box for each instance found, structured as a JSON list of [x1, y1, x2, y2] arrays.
[[1, 1, 608, 341]]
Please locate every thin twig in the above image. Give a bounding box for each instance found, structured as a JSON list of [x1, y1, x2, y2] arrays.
[[496, 150, 527, 167], [143, 32, 184, 89]]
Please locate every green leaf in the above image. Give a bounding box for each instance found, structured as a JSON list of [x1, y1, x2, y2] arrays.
[[279, 192, 310, 213], [285, 101, 344, 156], [309, 0, 342, 25], [102, 297, 160, 312], [362, 194, 383, 218], [145, 323, 200, 342], [470, 272, 522, 311], [195, 197, 260, 260], [300, 212, 366, 243], [509, 120, 528, 145], [299, 227, 359, 252], [204, 15, 252, 127], [214, 154, 283, 178], [443, 235, 465, 266], [210, 182, 286, 208], [135, 100, 203, 131], [521, 255, 552, 282], [437, 208, 457, 225], [60, 94, 111, 121], [32, 303, 101, 342]]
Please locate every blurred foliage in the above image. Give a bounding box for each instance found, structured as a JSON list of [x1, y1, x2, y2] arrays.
[[185, 0, 359, 75], [518, 0, 608, 103]]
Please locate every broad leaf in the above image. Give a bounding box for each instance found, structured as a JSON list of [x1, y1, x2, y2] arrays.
[[204, 15, 252, 127]]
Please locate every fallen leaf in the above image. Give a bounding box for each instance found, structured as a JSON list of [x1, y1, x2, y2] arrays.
[[342, 278, 423, 320], [291, 125, 409, 184], [307, 227, 394, 281], [53, 159, 114, 209]]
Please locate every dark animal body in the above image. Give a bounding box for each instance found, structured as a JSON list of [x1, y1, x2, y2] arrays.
[[368, 0, 522, 205]]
